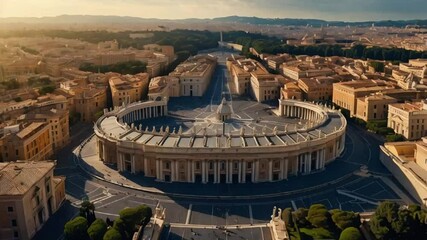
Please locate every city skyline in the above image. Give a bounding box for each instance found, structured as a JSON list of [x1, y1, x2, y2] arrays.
[[1, 0, 427, 21]]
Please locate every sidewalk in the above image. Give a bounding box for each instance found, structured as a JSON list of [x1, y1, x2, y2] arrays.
[[78, 136, 164, 194]]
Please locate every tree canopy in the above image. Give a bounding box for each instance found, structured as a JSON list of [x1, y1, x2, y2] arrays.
[[87, 219, 108, 240], [339, 227, 363, 240], [64, 216, 88, 240]]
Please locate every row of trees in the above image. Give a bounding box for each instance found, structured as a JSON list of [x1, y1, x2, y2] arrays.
[[228, 30, 427, 62], [0, 29, 219, 57], [79, 60, 147, 75], [283, 201, 427, 239], [64, 200, 152, 240], [370, 201, 427, 239], [282, 204, 362, 240]]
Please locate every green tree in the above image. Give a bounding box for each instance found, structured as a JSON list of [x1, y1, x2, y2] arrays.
[[135, 204, 152, 227], [80, 200, 96, 224], [293, 208, 310, 227], [282, 208, 294, 228], [369, 201, 400, 239], [39, 85, 56, 95], [331, 210, 361, 230], [64, 216, 89, 240], [119, 207, 140, 232], [307, 204, 332, 229], [103, 228, 122, 240], [87, 219, 108, 240], [339, 227, 363, 240], [112, 217, 127, 238]]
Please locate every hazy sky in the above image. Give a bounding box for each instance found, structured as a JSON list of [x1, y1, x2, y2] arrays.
[[1, 0, 426, 21]]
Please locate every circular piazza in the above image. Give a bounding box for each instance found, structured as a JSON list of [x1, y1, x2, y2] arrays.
[[94, 88, 346, 184]]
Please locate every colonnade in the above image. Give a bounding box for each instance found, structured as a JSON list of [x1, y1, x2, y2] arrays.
[[280, 104, 323, 123], [115, 148, 327, 183], [121, 104, 167, 124], [297, 149, 326, 175]]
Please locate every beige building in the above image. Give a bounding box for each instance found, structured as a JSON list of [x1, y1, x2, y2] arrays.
[[387, 101, 427, 140], [17, 109, 70, 152], [109, 73, 149, 107], [147, 76, 180, 102], [0, 161, 66, 240], [332, 80, 396, 116], [169, 55, 217, 97], [0, 122, 52, 162], [74, 87, 107, 122], [298, 77, 335, 101], [227, 57, 281, 102], [282, 63, 334, 81], [355, 94, 397, 122], [380, 138, 427, 205], [143, 44, 175, 63], [94, 52, 135, 66], [280, 82, 303, 100]]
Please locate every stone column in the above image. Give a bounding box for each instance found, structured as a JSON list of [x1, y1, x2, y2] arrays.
[[226, 161, 230, 183], [131, 155, 135, 174], [241, 161, 246, 183], [143, 157, 148, 175], [284, 159, 288, 179], [251, 161, 256, 182], [254, 160, 260, 182], [191, 161, 195, 183], [156, 159, 160, 180], [238, 160, 242, 183], [268, 159, 273, 181], [187, 160, 192, 182], [171, 160, 176, 182], [305, 153, 310, 174], [202, 160, 207, 183], [214, 161, 218, 183]]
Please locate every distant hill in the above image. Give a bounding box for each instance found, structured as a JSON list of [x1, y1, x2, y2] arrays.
[[212, 16, 427, 27], [1, 15, 426, 28]]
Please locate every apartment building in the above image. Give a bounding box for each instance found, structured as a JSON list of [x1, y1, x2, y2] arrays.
[[74, 87, 107, 122], [147, 76, 180, 101], [0, 161, 65, 240], [280, 81, 303, 100], [298, 77, 335, 101], [388, 101, 427, 140], [332, 80, 396, 116], [0, 122, 52, 162], [355, 94, 397, 122], [169, 55, 217, 97], [109, 73, 149, 107], [227, 57, 280, 102], [17, 109, 70, 152]]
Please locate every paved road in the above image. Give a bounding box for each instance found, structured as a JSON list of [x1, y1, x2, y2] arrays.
[[33, 50, 412, 240]]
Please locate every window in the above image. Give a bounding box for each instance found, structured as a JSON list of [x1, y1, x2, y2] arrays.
[[247, 162, 252, 169], [14, 231, 18, 238], [7, 207, 13, 212], [11, 219, 17, 227], [374, 105, 377, 109]]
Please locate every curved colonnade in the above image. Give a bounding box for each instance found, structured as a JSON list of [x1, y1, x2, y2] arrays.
[[94, 99, 346, 183]]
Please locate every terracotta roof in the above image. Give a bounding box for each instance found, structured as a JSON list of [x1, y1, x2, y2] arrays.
[[0, 161, 55, 195]]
